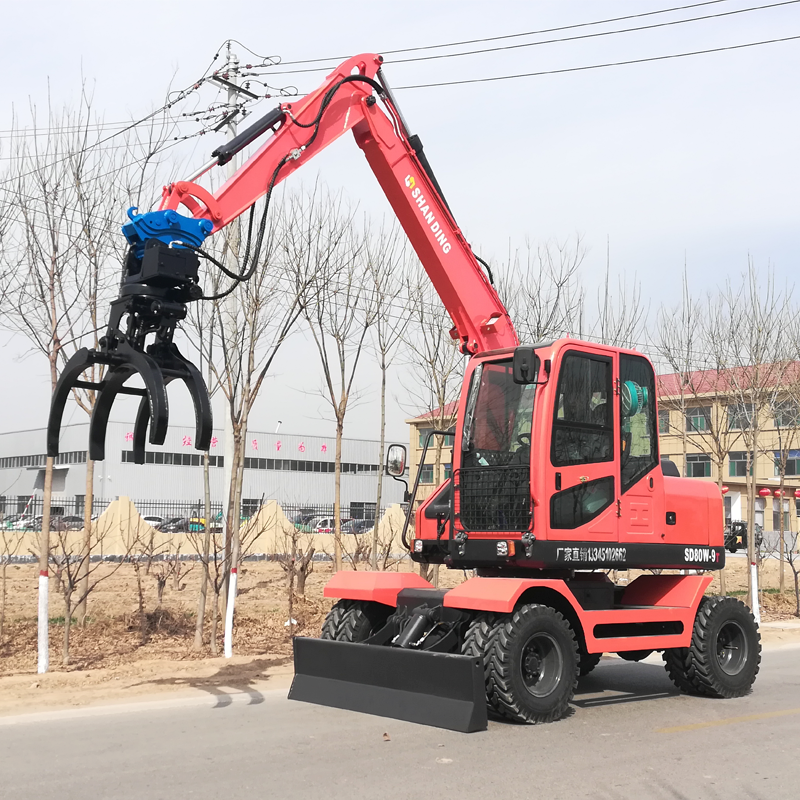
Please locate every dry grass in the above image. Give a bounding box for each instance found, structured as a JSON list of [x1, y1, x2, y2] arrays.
[[0, 555, 797, 678]]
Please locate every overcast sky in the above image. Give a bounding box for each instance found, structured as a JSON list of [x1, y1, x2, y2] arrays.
[[0, 0, 798, 445]]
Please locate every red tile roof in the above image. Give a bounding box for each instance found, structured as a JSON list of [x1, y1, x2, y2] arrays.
[[406, 401, 459, 423], [657, 362, 800, 398]]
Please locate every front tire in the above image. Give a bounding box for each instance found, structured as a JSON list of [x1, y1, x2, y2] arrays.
[[320, 599, 389, 642], [488, 604, 579, 724], [462, 613, 505, 717]]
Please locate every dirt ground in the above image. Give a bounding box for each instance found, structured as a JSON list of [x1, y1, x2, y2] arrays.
[[0, 557, 798, 717]]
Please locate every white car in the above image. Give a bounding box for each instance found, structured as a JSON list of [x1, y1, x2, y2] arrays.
[[142, 515, 165, 529]]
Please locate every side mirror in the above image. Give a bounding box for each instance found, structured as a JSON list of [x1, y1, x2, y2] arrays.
[[386, 444, 407, 477], [513, 347, 544, 384]]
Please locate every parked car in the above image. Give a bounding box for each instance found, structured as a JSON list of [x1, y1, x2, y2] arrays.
[[31, 515, 67, 531], [162, 517, 189, 533], [142, 515, 165, 530], [341, 518, 374, 535], [2, 514, 31, 530], [61, 515, 86, 530], [308, 516, 351, 534]]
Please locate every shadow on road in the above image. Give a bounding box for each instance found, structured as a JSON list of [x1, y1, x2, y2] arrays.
[[128, 656, 292, 709], [572, 659, 679, 709]]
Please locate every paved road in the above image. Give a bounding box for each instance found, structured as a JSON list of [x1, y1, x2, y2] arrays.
[[2, 647, 799, 800]]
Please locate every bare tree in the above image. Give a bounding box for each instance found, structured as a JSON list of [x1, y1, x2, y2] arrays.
[[365, 221, 411, 569], [768, 358, 800, 594], [656, 270, 743, 595], [495, 236, 585, 343], [0, 526, 24, 645], [706, 262, 791, 612], [403, 266, 465, 584], [188, 187, 317, 654], [291, 187, 375, 571], [46, 511, 137, 665]]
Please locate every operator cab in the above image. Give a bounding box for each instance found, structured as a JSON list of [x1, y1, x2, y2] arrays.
[[411, 338, 720, 571]]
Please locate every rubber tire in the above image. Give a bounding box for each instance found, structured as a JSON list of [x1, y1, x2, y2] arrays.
[[663, 596, 761, 698], [320, 599, 389, 642], [578, 651, 602, 676], [617, 649, 653, 662], [688, 596, 761, 698], [462, 613, 505, 717], [663, 646, 702, 694], [488, 604, 579, 724]]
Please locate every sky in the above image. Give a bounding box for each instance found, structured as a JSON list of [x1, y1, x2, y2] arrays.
[[0, 0, 798, 446]]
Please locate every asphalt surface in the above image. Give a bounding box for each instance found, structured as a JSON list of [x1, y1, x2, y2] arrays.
[[2, 647, 799, 800]]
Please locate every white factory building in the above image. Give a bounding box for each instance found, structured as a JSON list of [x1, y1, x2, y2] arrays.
[[0, 420, 407, 519]]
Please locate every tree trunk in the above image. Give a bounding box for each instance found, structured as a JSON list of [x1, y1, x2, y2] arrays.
[[62, 596, 72, 666], [75, 458, 95, 624], [779, 474, 786, 594], [334, 417, 344, 571], [37, 456, 54, 673], [746, 429, 758, 614], [210, 591, 220, 656], [133, 559, 147, 644], [0, 558, 7, 644], [716, 473, 727, 596], [371, 360, 387, 570], [193, 458, 213, 652]]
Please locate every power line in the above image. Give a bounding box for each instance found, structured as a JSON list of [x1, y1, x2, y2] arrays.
[[266, 1, 800, 76], [390, 0, 800, 66], [394, 34, 800, 90], [273, 0, 738, 66]]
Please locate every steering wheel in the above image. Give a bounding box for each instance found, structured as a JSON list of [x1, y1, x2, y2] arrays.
[[517, 433, 531, 447]]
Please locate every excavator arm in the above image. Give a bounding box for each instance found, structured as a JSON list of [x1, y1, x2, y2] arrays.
[[47, 53, 517, 462]]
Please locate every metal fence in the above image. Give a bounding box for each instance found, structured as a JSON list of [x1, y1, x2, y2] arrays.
[[0, 496, 398, 532]]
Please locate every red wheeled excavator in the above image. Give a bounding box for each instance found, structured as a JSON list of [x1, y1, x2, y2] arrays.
[[48, 53, 760, 732]]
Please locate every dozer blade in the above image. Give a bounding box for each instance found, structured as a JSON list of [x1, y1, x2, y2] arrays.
[[288, 637, 488, 733]]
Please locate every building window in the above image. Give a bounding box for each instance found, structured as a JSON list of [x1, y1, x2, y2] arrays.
[[686, 406, 711, 432], [418, 428, 455, 448], [754, 497, 765, 529], [658, 409, 670, 435], [775, 451, 800, 477], [728, 403, 753, 431], [773, 399, 800, 428], [773, 498, 790, 532], [685, 453, 711, 478], [419, 464, 434, 484], [729, 451, 751, 477], [241, 498, 261, 518]]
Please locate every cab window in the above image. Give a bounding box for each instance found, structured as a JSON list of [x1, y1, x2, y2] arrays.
[[551, 353, 613, 467], [619, 353, 658, 492]]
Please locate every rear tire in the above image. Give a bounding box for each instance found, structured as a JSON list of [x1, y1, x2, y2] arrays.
[[617, 649, 652, 663], [320, 599, 389, 642], [689, 596, 761, 698], [488, 604, 579, 724], [663, 596, 760, 698], [578, 651, 602, 676]]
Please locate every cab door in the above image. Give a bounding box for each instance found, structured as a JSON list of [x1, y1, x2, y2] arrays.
[[618, 353, 663, 542], [547, 348, 619, 542]]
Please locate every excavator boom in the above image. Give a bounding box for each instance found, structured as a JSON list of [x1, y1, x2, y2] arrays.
[[47, 53, 516, 464]]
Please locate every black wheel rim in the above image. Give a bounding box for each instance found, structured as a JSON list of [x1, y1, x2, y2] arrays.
[[520, 632, 563, 697], [716, 620, 748, 676]]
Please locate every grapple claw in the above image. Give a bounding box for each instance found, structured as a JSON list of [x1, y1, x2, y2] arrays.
[[47, 215, 215, 462]]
